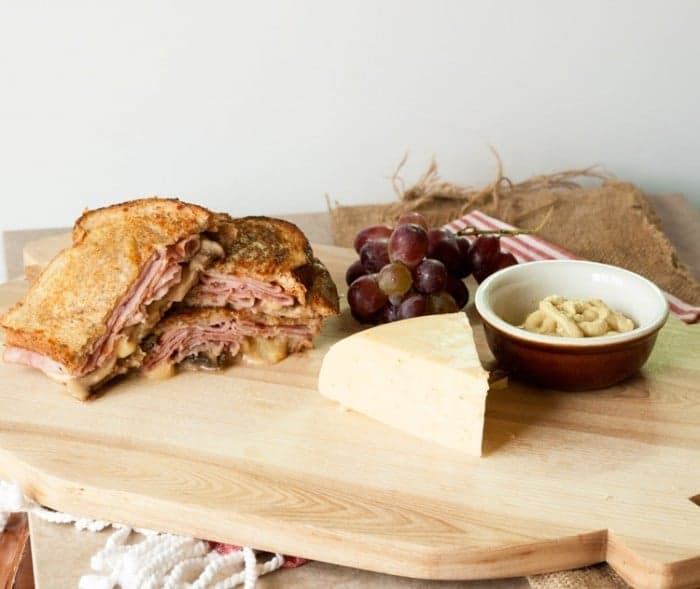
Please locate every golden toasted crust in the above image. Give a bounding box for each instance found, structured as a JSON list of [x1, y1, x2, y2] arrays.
[[210, 216, 313, 303], [72, 197, 213, 245], [216, 216, 313, 273], [297, 258, 340, 317], [1, 198, 215, 373]]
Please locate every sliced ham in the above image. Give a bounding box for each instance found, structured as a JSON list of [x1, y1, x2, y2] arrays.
[[2, 347, 69, 378], [80, 235, 200, 374], [3, 234, 213, 387], [186, 272, 295, 310], [143, 319, 316, 371]]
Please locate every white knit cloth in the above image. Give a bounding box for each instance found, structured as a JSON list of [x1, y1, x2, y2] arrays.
[[0, 480, 284, 589]]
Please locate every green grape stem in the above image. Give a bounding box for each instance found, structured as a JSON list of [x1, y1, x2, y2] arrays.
[[456, 227, 535, 237], [455, 206, 552, 238]]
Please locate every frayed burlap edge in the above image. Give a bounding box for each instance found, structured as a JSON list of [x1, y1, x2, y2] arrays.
[[384, 147, 610, 221]]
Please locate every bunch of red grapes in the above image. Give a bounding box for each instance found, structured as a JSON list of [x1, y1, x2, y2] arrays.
[[346, 212, 518, 324]]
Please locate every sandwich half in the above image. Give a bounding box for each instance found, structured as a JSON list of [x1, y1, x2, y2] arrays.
[[141, 216, 339, 376], [1, 198, 224, 398]]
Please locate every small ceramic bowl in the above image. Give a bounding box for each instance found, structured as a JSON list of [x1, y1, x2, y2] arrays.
[[474, 260, 669, 391]]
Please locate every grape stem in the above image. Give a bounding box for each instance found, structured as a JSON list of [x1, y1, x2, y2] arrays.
[[456, 227, 534, 237], [455, 206, 553, 237]]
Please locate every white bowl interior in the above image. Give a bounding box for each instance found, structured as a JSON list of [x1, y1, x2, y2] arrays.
[[476, 260, 668, 344]]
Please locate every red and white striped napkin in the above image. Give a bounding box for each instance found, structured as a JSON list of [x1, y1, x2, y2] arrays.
[[444, 210, 700, 324]]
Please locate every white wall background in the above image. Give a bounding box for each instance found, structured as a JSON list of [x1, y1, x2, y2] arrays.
[[1, 0, 699, 281]]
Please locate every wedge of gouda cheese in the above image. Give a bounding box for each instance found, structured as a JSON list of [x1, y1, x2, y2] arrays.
[[318, 312, 489, 456]]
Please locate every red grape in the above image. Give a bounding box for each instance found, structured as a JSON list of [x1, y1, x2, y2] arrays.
[[388, 293, 406, 306], [473, 248, 518, 283], [491, 251, 518, 273], [388, 224, 428, 268], [427, 228, 454, 253], [453, 236, 473, 279], [468, 236, 500, 272], [456, 236, 471, 258], [376, 303, 401, 324], [360, 238, 390, 273], [399, 293, 427, 319], [347, 274, 387, 318], [428, 237, 461, 274], [345, 259, 366, 286], [428, 228, 466, 275], [426, 291, 459, 314], [413, 259, 448, 294], [472, 265, 489, 284], [445, 275, 469, 309], [377, 262, 413, 296], [353, 224, 393, 254], [397, 211, 429, 231]]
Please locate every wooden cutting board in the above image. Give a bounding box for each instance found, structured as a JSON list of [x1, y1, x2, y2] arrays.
[[1, 243, 699, 589]]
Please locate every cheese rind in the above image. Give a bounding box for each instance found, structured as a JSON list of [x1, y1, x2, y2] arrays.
[[318, 312, 489, 456]]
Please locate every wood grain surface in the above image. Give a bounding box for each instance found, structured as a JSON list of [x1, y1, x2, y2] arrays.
[[0, 514, 29, 589], [0, 244, 699, 589], [27, 513, 528, 589]]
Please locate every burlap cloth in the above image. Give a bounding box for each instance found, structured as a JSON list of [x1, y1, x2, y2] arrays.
[[329, 158, 697, 589], [529, 563, 630, 589], [330, 158, 699, 304]]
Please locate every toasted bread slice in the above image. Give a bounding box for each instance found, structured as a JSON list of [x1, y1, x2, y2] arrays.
[[215, 216, 313, 274], [293, 258, 340, 318], [203, 216, 313, 304], [184, 216, 340, 313], [1, 198, 215, 374]]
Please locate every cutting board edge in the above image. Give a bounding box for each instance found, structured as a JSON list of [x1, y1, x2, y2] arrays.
[[0, 431, 697, 587]]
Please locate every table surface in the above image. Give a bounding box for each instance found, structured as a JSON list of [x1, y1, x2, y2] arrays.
[[3, 196, 699, 589]]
